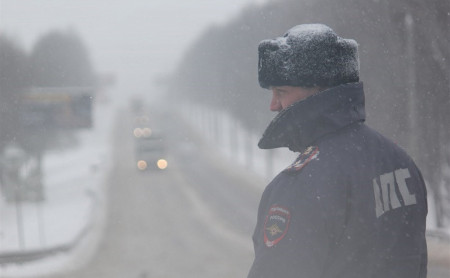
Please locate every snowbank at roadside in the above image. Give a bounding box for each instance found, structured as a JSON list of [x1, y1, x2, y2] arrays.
[[0, 101, 115, 277]]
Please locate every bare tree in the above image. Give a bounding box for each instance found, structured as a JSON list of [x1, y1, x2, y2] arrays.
[[0, 36, 29, 151], [29, 29, 95, 87], [169, 0, 450, 226]]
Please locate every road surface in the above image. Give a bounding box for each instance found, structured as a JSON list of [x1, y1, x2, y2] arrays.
[[24, 105, 450, 278], [36, 106, 262, 278]]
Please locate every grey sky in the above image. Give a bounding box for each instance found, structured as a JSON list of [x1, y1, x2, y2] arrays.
[[0, 0, 265, 101]]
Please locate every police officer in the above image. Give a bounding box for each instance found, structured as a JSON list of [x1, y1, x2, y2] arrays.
[[247, 24, 427, 278]]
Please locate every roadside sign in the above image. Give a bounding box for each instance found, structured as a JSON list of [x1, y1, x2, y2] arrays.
[[21, 87, 94, 129]]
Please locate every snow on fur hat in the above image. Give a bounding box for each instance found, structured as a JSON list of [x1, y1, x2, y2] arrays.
[[258, 24, 359, 89]]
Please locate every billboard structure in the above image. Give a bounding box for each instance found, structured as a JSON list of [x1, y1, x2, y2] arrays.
[[21, 87, 94, 129]]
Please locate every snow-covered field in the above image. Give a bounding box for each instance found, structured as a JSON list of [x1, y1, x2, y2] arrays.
[[0, 99, 448, 277], [0, 100, 114, 277]]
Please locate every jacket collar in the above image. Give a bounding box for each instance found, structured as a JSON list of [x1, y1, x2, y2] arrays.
[[258, 82, 366, 152]]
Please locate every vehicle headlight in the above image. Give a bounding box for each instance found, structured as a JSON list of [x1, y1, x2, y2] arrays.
[[133, 128, 143, 138], [157, 159, 168, 170], [137, 160, 148, 170]]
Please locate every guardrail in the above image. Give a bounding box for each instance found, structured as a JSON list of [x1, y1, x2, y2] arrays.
[[0, 221, 90, 265]]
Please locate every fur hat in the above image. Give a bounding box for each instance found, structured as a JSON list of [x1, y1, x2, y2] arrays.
[[258, 24, 360, 89]]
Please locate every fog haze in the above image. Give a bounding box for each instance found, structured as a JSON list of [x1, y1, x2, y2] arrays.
[[0, 0, 265, 101]]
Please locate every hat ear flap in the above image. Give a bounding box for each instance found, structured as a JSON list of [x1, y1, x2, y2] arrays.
[[258, 41, 276, 89], [258, 40, 289, 89]]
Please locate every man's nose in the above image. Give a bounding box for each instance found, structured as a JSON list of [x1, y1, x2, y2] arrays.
[[270, 92, 282, 112]]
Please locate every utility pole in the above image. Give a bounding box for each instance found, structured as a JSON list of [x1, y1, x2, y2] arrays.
[[405, 13, 418, 160]]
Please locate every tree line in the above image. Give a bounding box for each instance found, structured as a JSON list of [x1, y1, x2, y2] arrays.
[[168, 0, 450, 226], [0, 29, 96, 156]]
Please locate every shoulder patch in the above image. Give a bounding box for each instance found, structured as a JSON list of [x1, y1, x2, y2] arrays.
[[264, 205, 291, 247], [284, 146, 320, 173]]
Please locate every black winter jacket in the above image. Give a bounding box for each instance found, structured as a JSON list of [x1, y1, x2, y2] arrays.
[[247, 83, 427, 278]]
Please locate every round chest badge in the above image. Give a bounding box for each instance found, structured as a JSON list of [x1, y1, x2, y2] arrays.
[[264, 205, 291, 247]]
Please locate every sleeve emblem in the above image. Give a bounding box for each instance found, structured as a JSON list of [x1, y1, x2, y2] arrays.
[[264, 205, 291, 247]]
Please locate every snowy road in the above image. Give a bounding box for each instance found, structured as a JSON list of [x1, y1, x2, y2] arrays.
[[32, 107, 261, 278], [13, 104, 449, 278]]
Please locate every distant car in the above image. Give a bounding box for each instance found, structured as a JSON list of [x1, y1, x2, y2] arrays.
[[134, 128, 168, 171]]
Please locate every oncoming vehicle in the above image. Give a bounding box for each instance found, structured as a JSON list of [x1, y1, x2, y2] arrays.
[[133, 127, 168, 171]]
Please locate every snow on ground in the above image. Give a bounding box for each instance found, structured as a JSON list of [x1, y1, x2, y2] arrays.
[[181, 101, 450, 270], [179, 101, 447, 232], [180, 102, 298, 185], [0, 98, 448, 276], [0, 100, 115, 277]]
